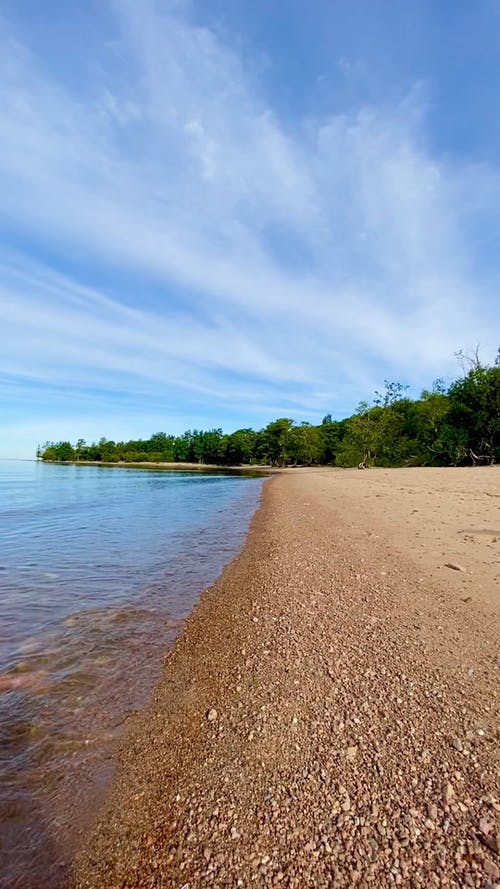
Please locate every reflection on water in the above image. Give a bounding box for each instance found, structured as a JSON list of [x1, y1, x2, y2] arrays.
[[0, 461, 265, 888]]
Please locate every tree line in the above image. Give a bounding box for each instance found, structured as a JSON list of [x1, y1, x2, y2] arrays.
[[38, 353, 499, 468]]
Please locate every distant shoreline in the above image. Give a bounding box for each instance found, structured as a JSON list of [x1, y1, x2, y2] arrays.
[[38, 459, 276, 473]]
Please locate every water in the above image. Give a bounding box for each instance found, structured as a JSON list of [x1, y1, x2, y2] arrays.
[[0, 460, 266, 888]]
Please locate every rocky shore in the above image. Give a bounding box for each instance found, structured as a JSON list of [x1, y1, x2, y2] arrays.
[[73, 467, 499, 888]]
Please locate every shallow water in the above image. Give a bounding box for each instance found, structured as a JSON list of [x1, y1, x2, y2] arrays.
[[0, 460, 266, 888]]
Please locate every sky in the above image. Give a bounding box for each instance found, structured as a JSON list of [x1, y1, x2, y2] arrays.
[[1, 0, 499, 458]]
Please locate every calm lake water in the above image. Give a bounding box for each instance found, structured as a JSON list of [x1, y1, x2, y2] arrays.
[[0, 460, 266, 888]]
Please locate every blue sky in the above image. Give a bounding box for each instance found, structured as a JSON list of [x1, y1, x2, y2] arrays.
[[1, 0, 499, 458]]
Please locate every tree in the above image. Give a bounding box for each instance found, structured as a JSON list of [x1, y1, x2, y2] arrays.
[[199, 429, 225, 464], [335, 402, 374, 466], [373, 380, 410, 408], [148, 432, 176, 462], [225, 429, 258, 465], [454, 345, 482, 374], [319, 417, 348, 464], [446, 365, 500, 463], [174, 431, 193, 462], [262, 418, 294, 466], [75, 439, 87, 461], [41, 441, 75, 461], [289, 423, 322, 465], [37, 355, 499, 468], [410, 390, 450, 465]]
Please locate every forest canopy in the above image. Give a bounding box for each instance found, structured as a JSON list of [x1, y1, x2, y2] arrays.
[[39, 355, 500, 468]]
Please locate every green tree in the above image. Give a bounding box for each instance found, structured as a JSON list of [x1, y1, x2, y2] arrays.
[[225, 429, 258, 465], [199, 429, 226, 464], [37, 358, 499, 469], [445, 364, 500, 463], [42, 441, 75, 461], [148, 432, 176, 461], [411, 389, 450, 464], [75, 439, 87, 461], [170, 431, 192, 462], [289, 422, 322, 465], [373, 380, 410, 407], [262, 418, 294, 466], [319, 416, 349, 464]]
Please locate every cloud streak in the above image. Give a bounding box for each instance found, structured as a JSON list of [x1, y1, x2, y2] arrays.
[[0, 1, 498, 455]]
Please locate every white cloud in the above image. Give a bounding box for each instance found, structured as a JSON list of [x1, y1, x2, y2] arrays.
[[0, 0, 498, 458]]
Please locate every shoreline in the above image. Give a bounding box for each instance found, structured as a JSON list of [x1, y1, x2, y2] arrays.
[[38, 460, 277, 473], [0, 464, 268, 889], [74, 467, 499, 887]]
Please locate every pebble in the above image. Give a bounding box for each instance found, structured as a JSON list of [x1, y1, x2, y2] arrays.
[[479, 819, 493, 837], [428, 803, 438, 821], [72, 470, 499, 889], [443, 782, 454, 805]]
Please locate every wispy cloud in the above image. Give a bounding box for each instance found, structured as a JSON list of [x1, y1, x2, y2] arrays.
[[0, 0, 498, 455]]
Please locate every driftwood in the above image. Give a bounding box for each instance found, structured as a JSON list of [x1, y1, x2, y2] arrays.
[[358, 451, 371, 470], [469, 449, 494, 466], [424, 443, 445, 455]]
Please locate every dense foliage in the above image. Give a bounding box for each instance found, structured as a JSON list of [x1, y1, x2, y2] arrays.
[[39, 357, 500, 468]]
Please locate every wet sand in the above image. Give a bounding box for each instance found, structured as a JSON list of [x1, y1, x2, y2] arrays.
[[73, 467, 499, 888]]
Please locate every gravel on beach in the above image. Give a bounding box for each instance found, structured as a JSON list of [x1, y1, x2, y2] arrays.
[[73, 468, 499, 888]]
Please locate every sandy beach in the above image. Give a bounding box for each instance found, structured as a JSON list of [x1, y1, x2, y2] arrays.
[[73, 467, 499, 888]]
